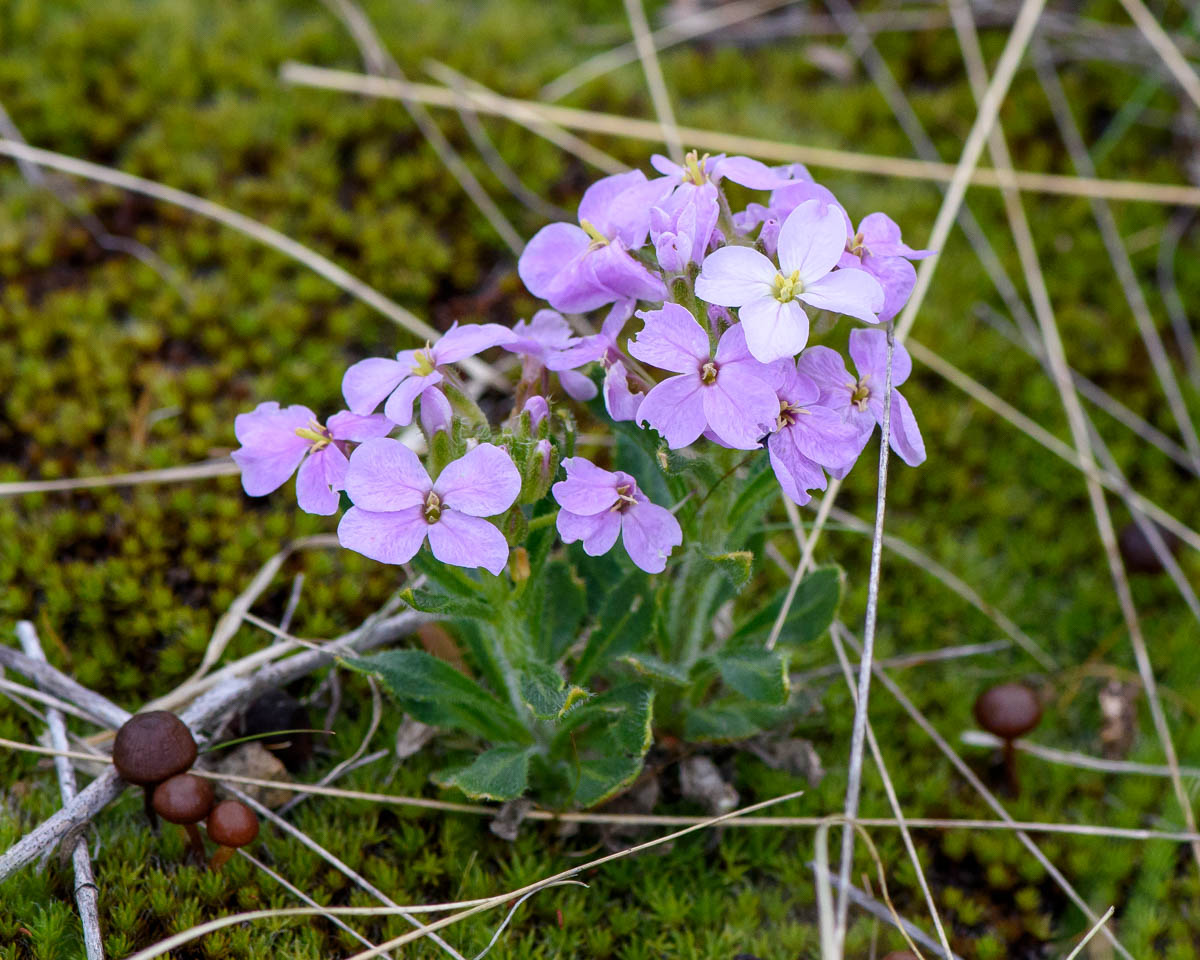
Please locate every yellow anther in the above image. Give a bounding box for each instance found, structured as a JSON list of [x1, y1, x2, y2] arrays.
[[580, 219, 609, 247], [682, 150, 711, 185], [851, 379, 872, 411], [423, 490, 442, 523], [610, 483, 638, 512], [773, 269, 803, 303], [294, 421, 332, 449], [412, 345, 436, 377], [700, 361, 718, 385]]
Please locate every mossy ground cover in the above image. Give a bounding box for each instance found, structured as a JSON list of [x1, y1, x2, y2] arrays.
[[2, 0, 1199, 956]]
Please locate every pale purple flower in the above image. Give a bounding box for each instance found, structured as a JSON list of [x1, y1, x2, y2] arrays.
[[765, 363, 863, 506], [504, 310, 596, 401], [522, 395, 550, 428], [232, 402, 392, 515], [650, 152, 793, 190], [733, 163, 847, 256], [338, 439, 520, 575], [630, 303, 778, 450], [696, 199, 885, 363], [549, 301, 649, 422], [553, 457, 682, 574], [797, 328, 925, 467], [650, 180, 719, 274], [517, 171, 670, 313], [342, 323, 516, 430], [603, 359, 645, 422], [839, 213, 932, 322]]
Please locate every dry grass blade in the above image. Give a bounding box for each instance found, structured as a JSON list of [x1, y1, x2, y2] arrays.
[[0, 460, 240, 499], [1158, 209, 1200, 388], [622, 0, 682, 161], [1115, 0, 1200, 110], [961, 730, 1200, 780], [1064, 906, 1116, 960], [277, 63, 1200, 207]]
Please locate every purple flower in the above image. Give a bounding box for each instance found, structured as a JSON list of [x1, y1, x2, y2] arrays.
[[517, 171, 670, 313], [338, 439, 520, 575], [602, 359, 645, 422], [504, 310, 597, 401], [232, 403, 392, 515], [765, 363, 863, 505], [630, 303, 778, 450], [695, 199, 885, 363], [650, 152, 793, 190], [650, 180, 719, 274], [553, 457, 682, 574], [522, 395, 550, 428], [733, 163, 847, 256], [839, 213, 932, 322], [797, 328, 926, 467], [342, 323, 516, 430], [549, 301, 650, 422]]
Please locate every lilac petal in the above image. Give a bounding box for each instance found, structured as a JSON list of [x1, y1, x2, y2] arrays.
[[773, 363, 821, 406], [859, 212, 931, 259], [578, 170, 649, 244], [796, 345, 854, 405], [768, 432, 824, 506], [557, 508, 622, 558], [877, 389, 925, 466], [434, 443, 521, 517], [863, 254, 916, 324], [650, 154, 683, 178], [327, 411, 393, 443], [559, 369, 598, 401], [296, 447, 344, 516], [233, 443, 310, 498], [777, 199, 847, 284], [712, 321, 758, 367], [523, 395, 550, 426], [342, 358, 409, 415], [628, 302, 709, 371], [418, 385, 454, 436], [427, 511, 510, 575], [769, 181, 849, 231], [738, 297, 810, 363], [552, 457, 619, 515], [548, 333, 607, 369], [637, 375, 708, 449], [695, 245, 777, 307], [233, 401, 314, 449], [620, 501, 682, 574], [344, 437, 430, 511], [713, 155, 790, 189], [435, 323, 518, 364], [799, 268, 884, 325], [587, 241, 668, 305], [785, 405, 863, 469], [702, 369, 777, 449], [603, 361, 644, 422], [337, 505, 429, 565], [519, 222, 590, 293], [507, 309, 572, 359], [383, 373, 441, 426], [849, 327, 912, 386]]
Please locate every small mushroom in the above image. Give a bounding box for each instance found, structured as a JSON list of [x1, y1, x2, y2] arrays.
[[1118, 520, 1181, 575], [153, 773, 214, 863], [206, 799, 259, 871], [973, 683, 1042, 794], [112, 711, 198, 826]]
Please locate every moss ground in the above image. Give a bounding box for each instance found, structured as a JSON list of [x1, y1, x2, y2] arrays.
[[2, 0, 1199, 956]]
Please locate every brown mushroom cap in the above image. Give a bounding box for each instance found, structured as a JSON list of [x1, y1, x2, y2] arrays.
[[974, 683, 1042, 740], [152, 774, 215, 825], [112, 711, 198, 785], [206, 799, 259, 848]]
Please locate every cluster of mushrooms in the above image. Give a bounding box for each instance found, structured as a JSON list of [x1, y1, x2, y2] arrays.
[[111, 710, 259, 869]]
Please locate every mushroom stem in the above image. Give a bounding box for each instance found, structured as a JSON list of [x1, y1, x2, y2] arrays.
[[181, 823, 206, 863], [142, 785, 159, 830], [209, 845, 236, 872], [1002, 739, 1019, 796]]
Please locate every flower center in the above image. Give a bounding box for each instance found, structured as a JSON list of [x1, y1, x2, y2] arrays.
[[682, 150, 710, 185], [423, 490, 442, 524], [580, 219, 609, 249], [773, 269, 803, 303], [412, 345, 436, 378], [849, 231, 866, 257], [610, 483, 638, 513], [851, 377, 871, 411], [776, 400, 809, 430], [294, 420, 332, 450], [699, 361, 718, 385]]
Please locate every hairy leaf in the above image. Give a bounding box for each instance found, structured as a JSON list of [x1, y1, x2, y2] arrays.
[[730, 565, 842, 647], [434, 745, 535, 801]]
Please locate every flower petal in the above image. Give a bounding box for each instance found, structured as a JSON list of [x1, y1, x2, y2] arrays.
[[701, 369, 777, 450], [882, 389, 925, 466], [559, 368, 598, 401], [337, 505, 428, 565], [637, 375, 707, 449], [768, 431, 825, 506], [344, 437, 430, 511], [603, 361, 644, 422], [695, 245, 777, 307], [326, 411, 394, 443], [713, 155, 792, 189], [784, 405, 863, 469], [342, 358, 409, 415], [435, 323, 518, 365], [620, 501, 682, 574], [849, 327, 912, 386], [557, 508, 622, 558], [587, 241, 668, 305], [427, 511, 511, 575], [738, 297, 810, 363], [777, 199, 847, 284], [434, 443, 521, 517], [796, 345, 854, 406], [799, 268, 884, 325], [862, 254, 916, 323], [383, 373, 442, 426], [628, 302, 709, 371], [295, 447, 344, 516], [418, 385, 454, 436], [231, 402, 312, 496], [552, 457, 619, 515], [518, 222, 590, 301], [859, 212, 932, 259]]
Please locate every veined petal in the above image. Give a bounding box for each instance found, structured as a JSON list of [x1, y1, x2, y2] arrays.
[[738, 297, 810, 363], [796, 345, 854, 405], [427, 511, 510, 575], [859, 212, 931, 259], [883, 389, 925, 466], [435, 322, 518, 364], [799, 268, 884, 325], [784, 405, 863, 469], [552, 457, 619, 515], [232, 444, 309, 498], [383, 373, 442, 426], [418, 386, 453, 436], [434, 443, 521, 517], [862, 254, 916, 324], [713, 155, 792, 189], [695, 245, 777, 307], [637, 375, 707, 449], [518, 222, 590, 300], [337, 505, 429, 565], [578, 170, 648, 243], [628, 302, 709, 371], [768, 432, 824, 506], [342, 358, 409, 415], [559, 369, 598, 401], [326, 411, 393, 443], [777, 199, 847, 284], [295, 447, 344, 516], [701, 369, 776, 450], [620, 501, 682, 574], [588, 242, 668, 304], [712, 321, 759, 367], [849, 327, 912, 385], [603, 361, 644, 422], [557, 508, 622, 558], [233, 401, 314, 451], [344, 437, 430, 511]]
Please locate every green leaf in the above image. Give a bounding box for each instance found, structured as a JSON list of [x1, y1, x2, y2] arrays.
[[683, 701, 790, 743], [701, 550, 753, 591], [553, 684, 654, 754], [725, 454, 777, 540], [621, 653, 690, 686], [400, 586, 493, 621], [536, 560, 587, 662], [730, 565, 843, 647], [708, 649, 790, 704], [349, 650, 528, 744], [571, 751, 644, 808], [573, 568, 652, 684], [519, 661, 589, 720], [433, 745, 534, 801]]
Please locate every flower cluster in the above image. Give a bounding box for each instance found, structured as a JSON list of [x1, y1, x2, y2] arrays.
[[231, 150, 926, 576]]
